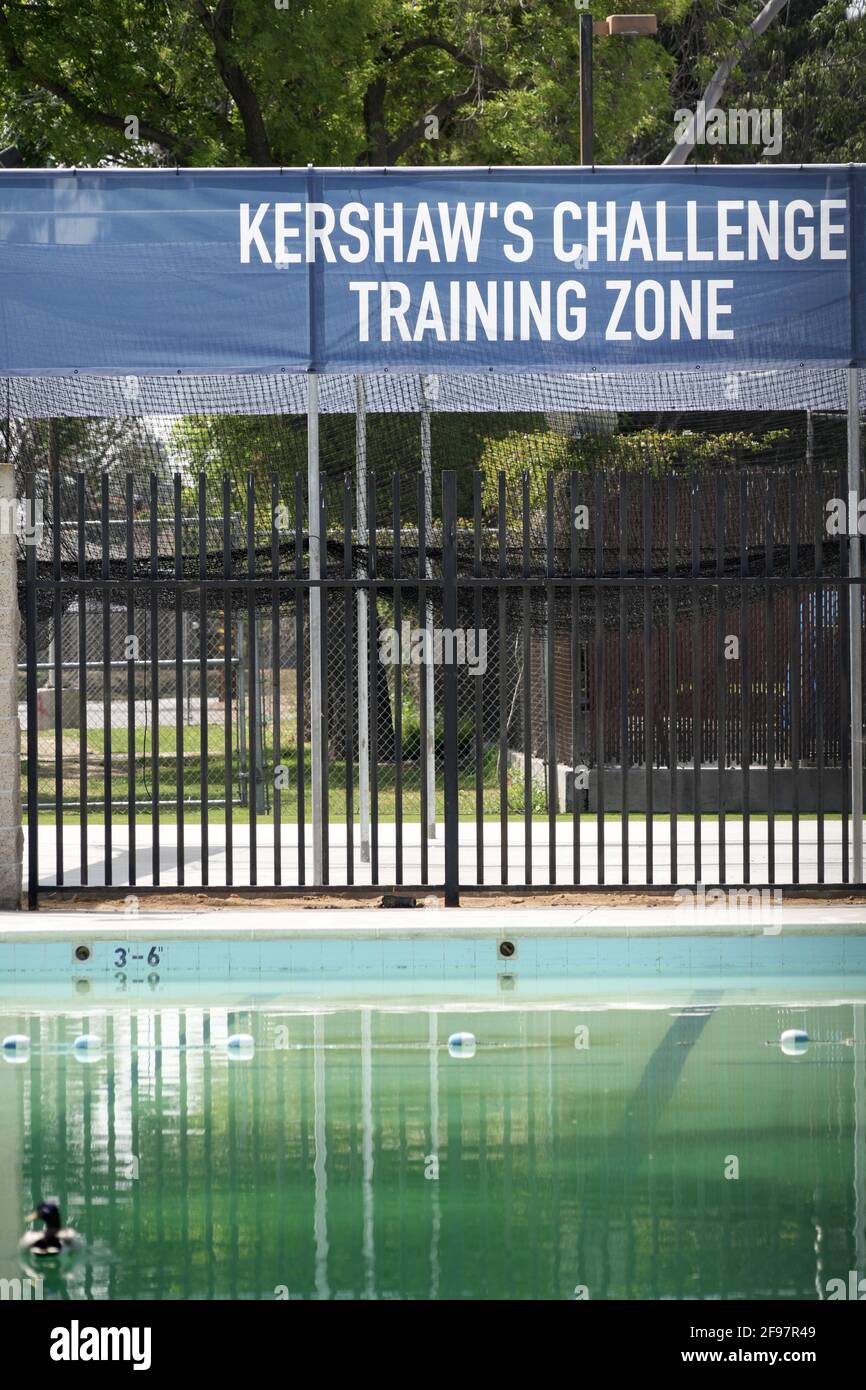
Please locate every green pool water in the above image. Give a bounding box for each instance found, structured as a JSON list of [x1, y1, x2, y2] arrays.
[[1, 995, 864, 1300]]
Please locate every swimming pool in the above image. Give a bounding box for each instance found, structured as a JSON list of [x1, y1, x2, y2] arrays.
[[1, 931, 864, 1300]]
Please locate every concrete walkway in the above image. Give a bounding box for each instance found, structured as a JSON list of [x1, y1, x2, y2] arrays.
[[22, 818, 866, 889], [4, 902, 866, 937]]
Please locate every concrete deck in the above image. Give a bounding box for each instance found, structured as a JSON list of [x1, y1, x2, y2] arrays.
[[3, 903, 866, 939], [21, 819, 866, 890]]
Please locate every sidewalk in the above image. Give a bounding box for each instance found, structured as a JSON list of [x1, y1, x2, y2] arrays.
[[3, 902, 866, 939], [22, 819, 865, 890]]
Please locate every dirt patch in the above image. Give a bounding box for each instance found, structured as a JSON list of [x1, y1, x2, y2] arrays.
[[31, 889, 866, 912], [36, 891, 387, 912]]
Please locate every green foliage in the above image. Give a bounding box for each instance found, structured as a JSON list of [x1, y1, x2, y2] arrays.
[[572, 426, 795, 472], [639, 0, 866, 165], [759, 0, 866, 163], [1, 3, 860, 186], [0, 0, 677, 168], [507, 770, 549, 816], [400, 710, 477, 762], [478, 426, 574, 517], [169, 407, 552, 525], [477, 423, 794, 518]]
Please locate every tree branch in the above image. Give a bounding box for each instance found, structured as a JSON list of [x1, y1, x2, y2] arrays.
[[359, 31, 509, 164], [663, 0, 790, 166], [385, 84, 480, 163], [191, 0, 273, 164], [363, 76, 389, 164], [0, 1, 194, 158], [388, 33, 508, 93]]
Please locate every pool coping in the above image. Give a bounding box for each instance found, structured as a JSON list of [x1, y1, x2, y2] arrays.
[[2, 904, 866, 941]]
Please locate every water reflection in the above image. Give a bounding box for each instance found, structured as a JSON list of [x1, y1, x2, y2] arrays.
[[0, 1002, 863, 1300]]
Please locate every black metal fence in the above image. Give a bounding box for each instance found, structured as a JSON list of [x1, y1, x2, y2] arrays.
[[21, 461, 864, 905]]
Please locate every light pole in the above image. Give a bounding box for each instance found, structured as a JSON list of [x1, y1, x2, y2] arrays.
[[579, 13, 659, 165], [579, 13, 594, 165]]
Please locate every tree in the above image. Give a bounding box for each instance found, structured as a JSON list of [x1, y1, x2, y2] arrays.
[[0, 1, 676, 168], [637, 0, 866, 165], [662, 0, 789, 164]]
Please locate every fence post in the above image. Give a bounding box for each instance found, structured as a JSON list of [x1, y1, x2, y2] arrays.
[[355, 374, 371, 863], [849, 366, 863, 882], [0, 461, 24, 906], [308, 372, 324, 885], [421, 375, 437, 842], [442, 471, 459, 906]]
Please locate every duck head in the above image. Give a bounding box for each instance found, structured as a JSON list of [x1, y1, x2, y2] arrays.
[[27, 1199, 61, 1232]]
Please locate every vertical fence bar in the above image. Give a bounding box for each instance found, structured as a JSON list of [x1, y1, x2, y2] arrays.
[[246, 473, 258, 886], [715, 473, 725, 885], [124, 475, 136, 887], [619, 472, 629, 885], [643, 470, 653, 885], [174, 474, 184, 886], [522, 471, 532, 885], [691, 478, 702, 884], [422, 382, 436, 845], [223, 475, 234, 888], [308, 374, 324, 885], [594, 470, 605, 885], [392, 472, 403, 886], [198, 475, 209, 886], [355, 376, 370, 865], [368, 473, 379, 885], [739, 470, 751, 884], [343, 476, 355, 886], [814, 458, 825, 882], [498, 472, 508, 885], [52, 469, 64, 887], [474, 470, 484, 886], [667, 475, 677, 884], [319, 477, 329, 885], [294, 472, 305, 887], [100, 472, 112, 886], [840, 459, 851, 884], [271, 474, 282, 887], [77, 472, 89, 886], [789, 469, 801, 884], [570, 472, 581, 885], [848, 367, 863, 882], [25, 472, 38, 907], [148, 473, 159, 886], [418, 470, 429, 886], [442, 471, 459, 906], [546, 473, 557, 885], [765, 474, 776, 885]]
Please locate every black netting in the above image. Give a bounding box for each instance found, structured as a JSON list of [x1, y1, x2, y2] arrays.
[[8, 369, 862, 887]]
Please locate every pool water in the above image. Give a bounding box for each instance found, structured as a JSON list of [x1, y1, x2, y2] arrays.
[[1, 944, 864, 1300]]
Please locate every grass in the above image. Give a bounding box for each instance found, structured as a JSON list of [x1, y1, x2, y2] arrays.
[[23, 724, 845, 826], [26, 725, 507, 825]]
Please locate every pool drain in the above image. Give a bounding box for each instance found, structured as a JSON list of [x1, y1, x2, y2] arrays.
[[498, 939, 516, 960]]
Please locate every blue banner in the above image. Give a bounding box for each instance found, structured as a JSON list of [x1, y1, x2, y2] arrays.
[[0, 166, 861, 375]]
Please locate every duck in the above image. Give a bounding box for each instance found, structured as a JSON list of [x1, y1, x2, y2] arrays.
[[19, 1200, 83, 1258]]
